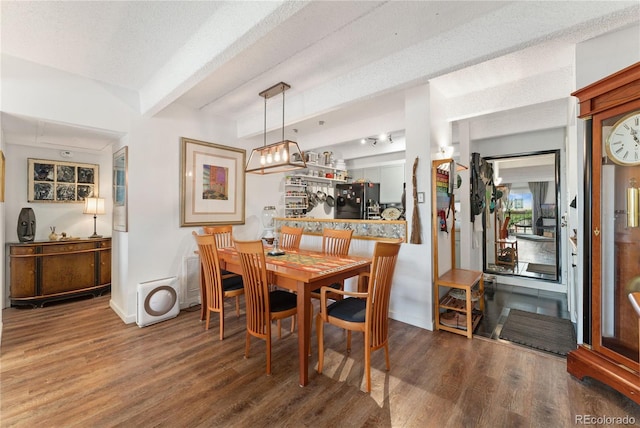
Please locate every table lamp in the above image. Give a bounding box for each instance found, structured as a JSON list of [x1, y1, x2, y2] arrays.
[[84, 197, 105, 238]]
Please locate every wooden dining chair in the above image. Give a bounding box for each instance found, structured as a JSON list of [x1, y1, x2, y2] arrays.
[[198, 225, 243, 320], [203, 225, 235, 249], [272, 225, 303, 335], [316, 241, 401, 392], [234, 240, 298, 375], [322, 228, 353, 256], [279, 225, 303, 250], [310, 228, 354, 299], [306, 228, 355, 352], [192, 232, 244, 340]]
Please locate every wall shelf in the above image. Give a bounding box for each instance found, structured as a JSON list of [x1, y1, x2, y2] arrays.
[[284, 179, 308, 218], [293, 174, 346, 183]]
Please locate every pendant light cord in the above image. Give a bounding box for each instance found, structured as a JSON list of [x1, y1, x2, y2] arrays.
[[282, 88, 285, 141]]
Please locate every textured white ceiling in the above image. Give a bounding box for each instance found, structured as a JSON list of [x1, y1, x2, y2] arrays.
[[1, 1, 639, 153], [1, 1, 225, 90]]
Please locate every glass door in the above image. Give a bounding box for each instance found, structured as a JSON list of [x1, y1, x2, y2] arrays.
[[595, 111, 640, 367]]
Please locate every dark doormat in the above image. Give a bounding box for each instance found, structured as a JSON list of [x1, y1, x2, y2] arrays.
[[499, 309, 577, 356], [526, 263, 555, 275]]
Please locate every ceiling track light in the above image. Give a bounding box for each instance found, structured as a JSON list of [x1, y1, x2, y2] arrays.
[[361, 132, 393, 147]]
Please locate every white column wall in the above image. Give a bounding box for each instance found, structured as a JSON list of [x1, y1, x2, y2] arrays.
[[457, 121, 477, 270], [396, 84, 433, 329], [111, 104, 240, 322]]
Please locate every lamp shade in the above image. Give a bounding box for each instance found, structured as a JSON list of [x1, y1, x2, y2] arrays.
[[84, 197, 105, 215]]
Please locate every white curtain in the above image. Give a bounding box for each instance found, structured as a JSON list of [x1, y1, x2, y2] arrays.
[[528, 181, 548, 235]]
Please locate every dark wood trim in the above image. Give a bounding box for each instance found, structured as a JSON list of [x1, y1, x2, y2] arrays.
[[582, 118, 592, 345], [572, 62, 640, 118], [567, 346, 640, 404]]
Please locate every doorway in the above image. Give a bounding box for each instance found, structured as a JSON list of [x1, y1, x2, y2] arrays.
[[482, 151, 560, 281]]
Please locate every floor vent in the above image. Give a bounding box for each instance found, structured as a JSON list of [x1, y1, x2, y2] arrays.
[[182, 255, 201, 309]]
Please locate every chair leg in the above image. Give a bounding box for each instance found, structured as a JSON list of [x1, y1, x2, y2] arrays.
[[384, 343, 390, 371], [245, 331, 251, 359], [290, 315, 295, 333], [347, 330, 352, 352], [219, 311, 224, 341], [235, 296, 240, 317], [266, 335, 272, 375], [205, 309, 211, 331], [316, 314, 324, 374], [277, 320, 282, 339], [364, 334, 371, 392]]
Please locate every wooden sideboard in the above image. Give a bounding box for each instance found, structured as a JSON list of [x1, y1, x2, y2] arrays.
[[8, 238, 111, 307]]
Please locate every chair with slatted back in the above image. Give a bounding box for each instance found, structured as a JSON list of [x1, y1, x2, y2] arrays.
[[279, 225, 303, 250], [192, 232, 244, 340], [203, 225, 234, 249], [322, 228, 353, 256], [317, 241, 401, 392], [273, 225, 303, 335], [305, 228, 354, 353], [204, 226, 243, 296], [311, 228, 354, 298], [234, 240, 298, 375]]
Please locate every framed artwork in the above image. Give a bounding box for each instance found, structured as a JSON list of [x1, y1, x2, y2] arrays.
[[113, 146, 128, 232], [0, 150, 5, 202], [27, 158, 99, 203], [180, 137, 246, 226]]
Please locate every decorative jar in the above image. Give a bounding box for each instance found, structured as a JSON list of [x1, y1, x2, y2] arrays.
[[262, 206, 277, 241]]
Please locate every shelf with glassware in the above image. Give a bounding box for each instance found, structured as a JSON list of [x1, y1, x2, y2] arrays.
[[295, 163, 348, 183], [284, 177, 308, 218]]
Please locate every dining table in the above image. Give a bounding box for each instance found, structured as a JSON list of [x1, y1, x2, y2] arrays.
[[216, 245, 372, 386]]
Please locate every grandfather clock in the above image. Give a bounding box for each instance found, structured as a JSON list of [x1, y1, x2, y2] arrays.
[[569, 62, 640, 404]]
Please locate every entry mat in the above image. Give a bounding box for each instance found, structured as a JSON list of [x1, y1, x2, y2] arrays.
[[526, 263, 555, 275], [499, 309, 577, 356]]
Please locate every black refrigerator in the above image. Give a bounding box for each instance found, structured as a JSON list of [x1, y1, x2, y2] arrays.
[[335, 183, 380, 219]]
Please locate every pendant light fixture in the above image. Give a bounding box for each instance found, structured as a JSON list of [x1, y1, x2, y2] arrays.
[[245, 82, 306, 174]]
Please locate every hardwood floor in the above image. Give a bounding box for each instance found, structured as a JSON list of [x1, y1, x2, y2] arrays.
[[1, 295, 638, 427]]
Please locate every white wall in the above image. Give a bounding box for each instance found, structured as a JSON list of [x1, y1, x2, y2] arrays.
[[398, 83, 434, 329], [0, 118, 4, 338], [3, 145, 112, 242]]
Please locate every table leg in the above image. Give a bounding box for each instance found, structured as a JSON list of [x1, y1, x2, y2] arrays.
[[296, 281, 310, 386]]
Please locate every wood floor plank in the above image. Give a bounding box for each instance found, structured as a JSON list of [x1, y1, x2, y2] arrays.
[[1, 295, 638, 427]]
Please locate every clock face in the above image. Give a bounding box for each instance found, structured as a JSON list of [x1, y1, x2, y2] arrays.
[[605, 111, 640, 166]]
